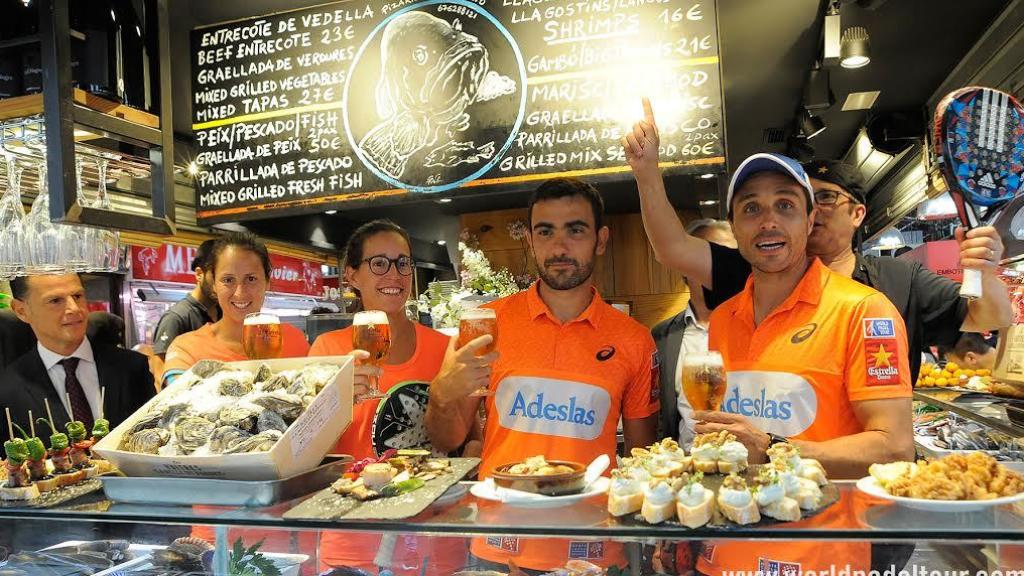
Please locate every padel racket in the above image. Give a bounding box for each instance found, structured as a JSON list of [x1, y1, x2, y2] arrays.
[[933, 86, 1024, 299]]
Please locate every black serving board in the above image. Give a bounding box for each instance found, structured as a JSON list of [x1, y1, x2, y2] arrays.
[[284, 457, 478, 520], [611, 465, 840, 529]]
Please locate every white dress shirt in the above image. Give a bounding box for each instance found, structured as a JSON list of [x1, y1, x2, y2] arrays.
[[37, 339, 101, 421], [674, 305, 710, 448]]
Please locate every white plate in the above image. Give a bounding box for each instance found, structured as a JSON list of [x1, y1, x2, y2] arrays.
[[856, 476, 1024, 512], [470, 477, 610, 508]]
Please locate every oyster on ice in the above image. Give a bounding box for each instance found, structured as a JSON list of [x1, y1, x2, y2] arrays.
[[250, 391, 305, 422], [123, 428, 170, 454], [174, 416, 216, 454], [217, 405, 258, 432], [257, 409, 287, 433], [225, 430, 282, 454], [209, 426, 253, 454]]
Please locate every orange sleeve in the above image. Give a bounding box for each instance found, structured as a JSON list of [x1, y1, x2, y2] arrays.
[[622, 332, 661, 420], [309, 330, 353, 357], [161, 338, 197, 382], [282, 323, 311, 358], [844, 294, 913, 402]]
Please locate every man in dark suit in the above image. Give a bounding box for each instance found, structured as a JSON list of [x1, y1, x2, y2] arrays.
[[651, 219, 735, 446], [1, 274, 154, 431]]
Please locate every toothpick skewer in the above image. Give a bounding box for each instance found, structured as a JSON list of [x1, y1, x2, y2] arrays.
[[66, 393, 74, 422], [28, 411, 34, 437], [44, 398, 55, 430], [100, 387, 105, 421], [5, 407, 13, 441]]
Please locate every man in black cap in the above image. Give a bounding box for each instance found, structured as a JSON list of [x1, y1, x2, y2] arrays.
[[623, 100, 1012, 384], [152, 239, 220, 360]]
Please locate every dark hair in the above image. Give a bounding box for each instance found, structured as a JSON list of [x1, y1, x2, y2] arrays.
[[528, 178, 605, 231], [343, 220, 412, 270], [9, 276, 28, 301], [9, 273, 83, 301], [191, 239, 217, 272], [86, 311, 125, 348], [939, 332, 995, 359], [208, 232, 272, 280]]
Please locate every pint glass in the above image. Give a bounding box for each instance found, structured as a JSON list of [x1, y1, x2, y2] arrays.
[[242, 313, 283, 360], [457, 308, 497, 397], [680, 351, 726, 412], [352, 310, 391, 401]]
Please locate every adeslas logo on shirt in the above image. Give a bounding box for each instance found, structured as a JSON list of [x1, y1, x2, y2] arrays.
[[496, 376, 611, 440], [722, 387, 793, 420], [508, 392, 596, 425], [721, 371, 817, 437]]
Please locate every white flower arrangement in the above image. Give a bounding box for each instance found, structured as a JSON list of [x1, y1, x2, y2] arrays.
[[418, 240, 522, 329]]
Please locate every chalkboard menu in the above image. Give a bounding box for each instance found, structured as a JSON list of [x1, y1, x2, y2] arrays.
[[191, 0, 724, 223]]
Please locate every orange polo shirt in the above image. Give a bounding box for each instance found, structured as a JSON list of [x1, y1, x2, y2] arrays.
[[472, 282, 660, 571], [311, 323, 467, 576], [161, 322, 311, 383], [698, 258, 912, 576]]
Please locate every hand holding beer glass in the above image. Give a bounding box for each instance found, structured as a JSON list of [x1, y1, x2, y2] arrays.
[[680, 351, 726, 412], [352, 310, 392, 402], [456, 308, 498, 397], [242, 313, 283, 360]]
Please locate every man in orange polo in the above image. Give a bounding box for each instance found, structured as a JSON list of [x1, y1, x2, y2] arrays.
[[427, 177, 660, 573], [683, 152, 915, 575]]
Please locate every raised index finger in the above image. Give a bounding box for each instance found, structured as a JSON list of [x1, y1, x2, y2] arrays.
[[642, 97, 656, 126]]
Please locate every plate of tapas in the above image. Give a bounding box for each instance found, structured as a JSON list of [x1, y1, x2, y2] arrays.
[[608, 434, 837, 527], [284, 449, 478, 520], [858, 452, 1024, 512], [2, 404, 111, 507], [470, 454, 612, 509]]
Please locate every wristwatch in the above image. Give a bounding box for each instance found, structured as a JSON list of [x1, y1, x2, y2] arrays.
[[766, 432, 789, 447]]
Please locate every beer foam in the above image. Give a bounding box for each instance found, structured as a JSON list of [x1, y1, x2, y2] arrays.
[[244, 313, 279, 325], [461, 307, 496, 320], [353, 310, 389, 325]]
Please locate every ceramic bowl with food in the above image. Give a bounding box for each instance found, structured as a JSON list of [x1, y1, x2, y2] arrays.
[[491, 458, 586, 496]]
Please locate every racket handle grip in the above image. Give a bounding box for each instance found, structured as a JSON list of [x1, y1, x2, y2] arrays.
[[960, 267, 983, 300]]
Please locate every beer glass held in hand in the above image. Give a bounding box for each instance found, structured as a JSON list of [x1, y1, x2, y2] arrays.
[[457, 308, 497, 397], [242, 313, 283, 360], [680, 351, 726, 412], [352, 310, 391, 401]]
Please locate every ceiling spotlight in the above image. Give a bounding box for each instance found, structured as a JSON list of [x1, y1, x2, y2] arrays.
[[437, 198, 453, 204], [698, 173, 715, 180], [798, 108, 826, 139], [324, 210, 337, 215], [436, 240, 447, 246], [699, 199, 718, 206], [840, 26, 871, 68], [187, 161, 199, 176]]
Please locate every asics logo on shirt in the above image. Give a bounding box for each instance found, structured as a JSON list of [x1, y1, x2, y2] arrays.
[[789, 323, 817, 344], [596, 346, 616, 361], [496, 376, 610, 440]]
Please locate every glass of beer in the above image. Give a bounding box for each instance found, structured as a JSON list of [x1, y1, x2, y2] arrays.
[[242, 313, 283, 360], [457, 308, 497, 397], [351, 310, 392, 401], [680, 351, 726, 412]]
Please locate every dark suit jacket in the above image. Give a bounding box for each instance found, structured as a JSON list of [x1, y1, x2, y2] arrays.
[[0, 338, 155, 431], [0, 309, 36, 371], [651, 309, 692, 442]]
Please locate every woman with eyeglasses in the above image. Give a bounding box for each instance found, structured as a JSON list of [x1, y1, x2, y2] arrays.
[[311, 219, 469, 576]]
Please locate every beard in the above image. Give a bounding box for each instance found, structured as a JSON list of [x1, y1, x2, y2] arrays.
[[536, 254, 595, 291], [199, 276, 218, 305]]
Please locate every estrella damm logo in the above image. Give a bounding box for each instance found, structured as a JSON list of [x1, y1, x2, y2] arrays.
[[866, 340, 900, 386]]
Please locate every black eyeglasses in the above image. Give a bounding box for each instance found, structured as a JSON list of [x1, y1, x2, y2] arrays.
[[362, 255, 415, 276], [814, 189, 859, 206]]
